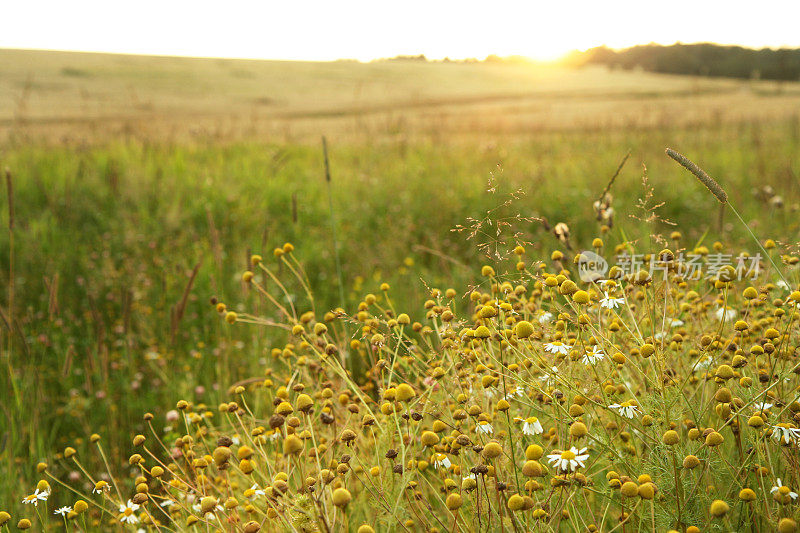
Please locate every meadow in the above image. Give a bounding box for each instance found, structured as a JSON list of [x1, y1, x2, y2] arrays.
[[2, 49, 800, 531]]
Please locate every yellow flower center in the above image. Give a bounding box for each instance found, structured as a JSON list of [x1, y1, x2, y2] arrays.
[[124, 508, 133, 516], [560, 450, 576, 460], [780, 486, 790, 495]]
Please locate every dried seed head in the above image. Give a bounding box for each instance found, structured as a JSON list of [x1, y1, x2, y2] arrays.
[[243, 521, 261, 533], [269, 414, 286, 429]]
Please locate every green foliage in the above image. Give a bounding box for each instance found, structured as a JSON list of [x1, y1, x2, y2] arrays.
[[0, 121, 799, 512], [573, 43, 800, 81], [1, 53, 800, 529]]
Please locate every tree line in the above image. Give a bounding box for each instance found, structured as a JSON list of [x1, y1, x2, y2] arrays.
[[566, 43, 800, 81]]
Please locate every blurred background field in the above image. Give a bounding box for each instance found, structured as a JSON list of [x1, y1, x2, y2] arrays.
[[4, 48, 800, 141], [2, 48, 800, 513]]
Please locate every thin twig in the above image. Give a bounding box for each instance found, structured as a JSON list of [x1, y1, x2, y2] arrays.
[[170, 261, 202, 344], [596, 150, 630, 204], [322, 136, 346, 310]]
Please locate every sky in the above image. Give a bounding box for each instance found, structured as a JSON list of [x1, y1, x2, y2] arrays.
[[4, 1, 800, 62]]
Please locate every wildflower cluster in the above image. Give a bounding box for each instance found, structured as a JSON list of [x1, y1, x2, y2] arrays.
[[13, 235, 800, 533]]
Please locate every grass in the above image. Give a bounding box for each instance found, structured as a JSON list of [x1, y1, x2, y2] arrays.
[[3, 48, 800, 142], [1, 49, 800, 530]]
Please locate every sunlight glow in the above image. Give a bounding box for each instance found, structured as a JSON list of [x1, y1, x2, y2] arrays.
[[3, 1, 800, 61]]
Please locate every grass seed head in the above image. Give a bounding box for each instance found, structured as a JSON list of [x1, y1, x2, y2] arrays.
[[665, 148, 728, 204]]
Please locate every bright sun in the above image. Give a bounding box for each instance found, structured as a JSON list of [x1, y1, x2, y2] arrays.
[[2, 0, 800, 62]]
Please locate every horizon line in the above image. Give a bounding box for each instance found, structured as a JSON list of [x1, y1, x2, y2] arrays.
[[3, 40, 800, 64]]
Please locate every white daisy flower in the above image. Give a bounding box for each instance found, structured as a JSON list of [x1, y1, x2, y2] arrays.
[[192, 502, 223, 515], [609, 401, 640, 419], [522, 416, 543, 436], [476, 422, 493, 435], [119, 500, 140, 524], [192, 503, 223, 520], [159, 498, 175, 508], [22, 494, 37, 506], [771, 424, 800, 446], [432, 453, 452, 470], [771, 479, 799, 500], [669, 319, 684, 327], [543, 341, 569, 355], [546, 446, 589, 472], [777, 280, 790, 290], [582, 346, 605, 365], [22, 488, 49, 506], [754, 402, 774, 411], [92, 481, 110, 494], [54, 506, 72, 516], [715, 307, 737, 322], [538, 312, 553, 324], [538, 366, 561, 383], [246, 484, 266, 501], [694, 357, 714, 370], [504, 387, 525, 400], [600, 293, 625, 309]]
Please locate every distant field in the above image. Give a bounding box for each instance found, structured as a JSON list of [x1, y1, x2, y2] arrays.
[[2, 48, 800, 142]]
